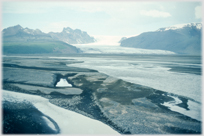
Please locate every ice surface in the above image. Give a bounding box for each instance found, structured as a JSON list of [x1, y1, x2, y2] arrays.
[[73, 35, 122, 46], [66, 57, 201, 103], [48, 56, 202, 121], [73, 45, 175, 54], [3, 90, 119, 134], [161, 96, 201, 121], [72, 34, 175, 54], [56, 78, 72, 87]]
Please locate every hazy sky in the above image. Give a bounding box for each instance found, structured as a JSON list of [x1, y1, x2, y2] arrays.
[[2, 1, 202, 37]]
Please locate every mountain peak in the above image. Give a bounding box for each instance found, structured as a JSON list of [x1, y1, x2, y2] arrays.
[[3, 25, 96, 44], [50, 27, 95, 44], [2, 25, 46, 36], [63, 27, 73, 33], [6, 24, 23, 31], [156, 23, 202, 32], [2, 25, 23, 36], [14, 24, 23, 29]]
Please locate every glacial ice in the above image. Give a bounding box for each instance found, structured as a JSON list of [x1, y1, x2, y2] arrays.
[[161, 95, 201, 121], [64, 56, 201, 121], [67, 57, 201, 103], [73, 45, 175, 54]]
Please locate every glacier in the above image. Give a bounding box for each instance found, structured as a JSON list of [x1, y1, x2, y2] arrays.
[[73, 45, 175, 54], [73, 35, 175, 54]]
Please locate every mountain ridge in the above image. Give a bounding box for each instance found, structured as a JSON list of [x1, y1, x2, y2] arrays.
[[49, 27, 96, 44], [120, 23, 202, 55], [3, 25, 96, 44], [2, 25, 81, 54], [156, 23, 202, 32]]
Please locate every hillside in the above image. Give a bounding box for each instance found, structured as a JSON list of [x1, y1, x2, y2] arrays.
[[2, 25, 81, 54], [120, 23, 202, 55]]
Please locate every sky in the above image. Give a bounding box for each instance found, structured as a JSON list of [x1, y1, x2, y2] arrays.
[[1, 1, 202, 37]]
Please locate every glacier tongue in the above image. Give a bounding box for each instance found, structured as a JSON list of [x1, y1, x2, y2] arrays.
[[74, 45, 175, 55]]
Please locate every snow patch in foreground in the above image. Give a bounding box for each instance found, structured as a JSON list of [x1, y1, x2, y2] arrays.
[[56, 78, 72, 87], [3, 90, 119, 135]]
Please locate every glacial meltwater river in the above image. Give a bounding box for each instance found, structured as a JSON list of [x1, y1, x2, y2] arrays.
[[51, 54, 202, 121]]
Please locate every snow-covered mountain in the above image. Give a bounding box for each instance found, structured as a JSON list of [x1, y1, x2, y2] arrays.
[[2, 25, 96, 45], [156, 23, 202, 32], [2, 25, 51, 40], [120, 23, 202, 55], [49, 27, 96, 44]]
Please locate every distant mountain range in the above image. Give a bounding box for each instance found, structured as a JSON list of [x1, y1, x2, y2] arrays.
[[2, 25, 95, 54], [3, 25, 52, 41], [120, 23, 202, 55], [49, 27, 96, 44], [3, 23, 202, 55]]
